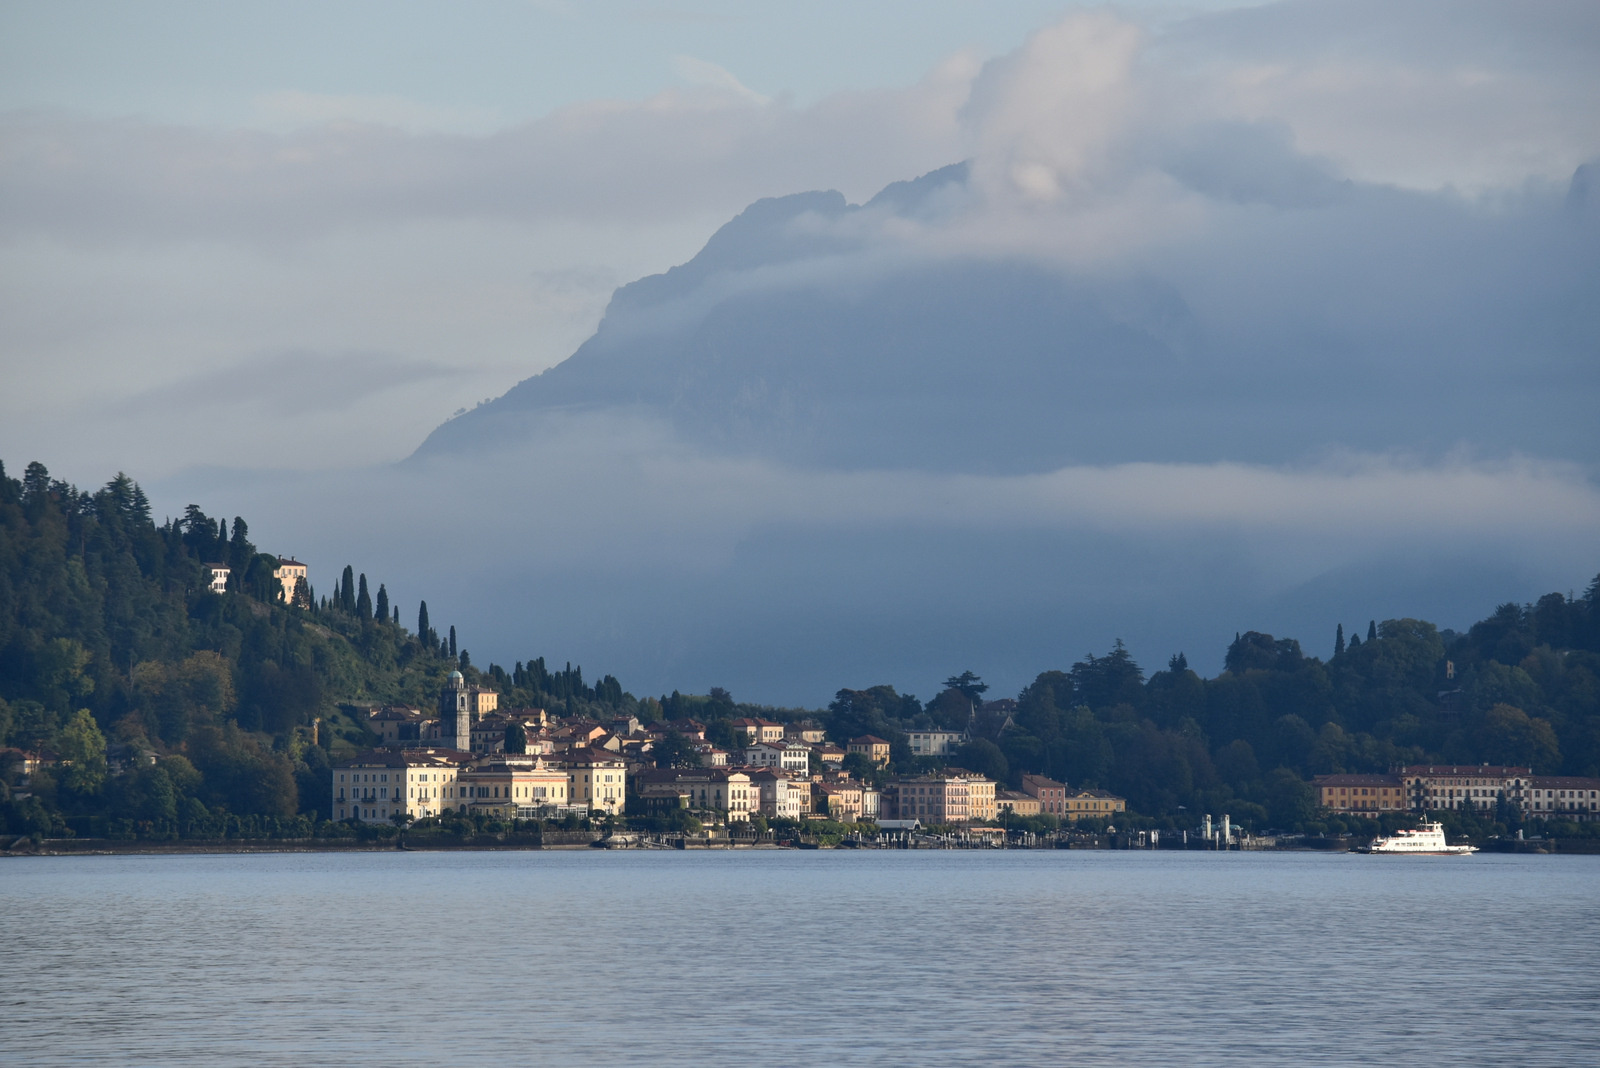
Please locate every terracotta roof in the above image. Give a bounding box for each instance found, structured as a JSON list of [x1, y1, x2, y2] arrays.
[[1313, 774, 1403, 787], [1400, 764, 1531, 777]]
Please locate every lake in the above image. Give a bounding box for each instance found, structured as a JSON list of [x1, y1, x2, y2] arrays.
[[3, 849, 1596, 1066]]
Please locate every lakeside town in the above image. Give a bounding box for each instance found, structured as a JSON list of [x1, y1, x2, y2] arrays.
[[4, 468, 1599, 856], [314, 668, 1600, 852]]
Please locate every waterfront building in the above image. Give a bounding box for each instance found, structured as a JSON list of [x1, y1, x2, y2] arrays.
[[1400, 765, 1530, 813], [636, 767, 756, 821], [1063, 789, 1125, 821], [455, 755, 572, 817], [888, 773, 982, 823], [1020, 774, 1067, 816], [747, 767, 806, 820], [332, 748, 470, 823], [1313, 773, 1407, 814], [553, 747, 628, 815], [1518, 776, 1600, 820], [817, 780, 865, 822], [995, 791, 1042, 817]]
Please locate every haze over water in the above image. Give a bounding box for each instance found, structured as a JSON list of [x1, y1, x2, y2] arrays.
[[5, 850, 1597, 1066]]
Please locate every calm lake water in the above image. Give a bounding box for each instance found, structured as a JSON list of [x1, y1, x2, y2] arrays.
[[2, 849, 1597, 1066]]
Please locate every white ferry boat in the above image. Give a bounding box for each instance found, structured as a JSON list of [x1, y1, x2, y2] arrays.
[[1360, 821, 1477, 855]]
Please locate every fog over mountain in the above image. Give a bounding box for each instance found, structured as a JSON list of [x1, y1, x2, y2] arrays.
[[9, 2, 1600, 705], [414, 158, 1598, 473]]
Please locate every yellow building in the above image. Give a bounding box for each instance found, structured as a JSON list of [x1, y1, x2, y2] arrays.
[[457, 755, 571, 817], [1314, 773, 1406, 814], [333, 749, 469, 823], [1063, 789, 1125, 821], [995, 791, 1042, 817], [848, 735, 891, 767], [554, 747, 628, 815]]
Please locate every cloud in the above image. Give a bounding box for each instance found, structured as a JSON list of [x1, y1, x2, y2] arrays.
[[671, 56, 770, 105], [250, 91, 504, 135], [117, 349, 456, 418]]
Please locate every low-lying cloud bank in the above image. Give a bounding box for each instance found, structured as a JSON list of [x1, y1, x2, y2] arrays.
[[164, 429, 1600, 705]]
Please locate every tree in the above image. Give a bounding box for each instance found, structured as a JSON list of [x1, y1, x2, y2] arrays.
[[1367, 620, 1378, 642], [954, 738, 1008, 785], [449, 626, 457, 659], [653, 731, 703, 769], [375, 583, 389, 624], [340, 566, 355, 614], [418, 601, 431, 645], [1335, 624, 1345, 657], [356, 574, 372, 620], [505, 723, 527, 754], [944, 671, 988, 703], [56, 709, 108, 796]]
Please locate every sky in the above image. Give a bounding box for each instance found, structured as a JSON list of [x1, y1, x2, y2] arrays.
[[2, 1, 1597, 705]]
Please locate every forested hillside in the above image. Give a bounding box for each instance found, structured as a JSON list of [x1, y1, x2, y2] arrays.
[[0, 459, 652, 838], [826, 598, 1600, 830], [2, 457, 1597, 840]]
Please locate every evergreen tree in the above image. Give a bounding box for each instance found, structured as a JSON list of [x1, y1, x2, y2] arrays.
[[356, 574, 372, 620], [1335, 624, 1346, 656], [418, 601, 430, 644], [449, 626, 457, 659], [392, 606, 399, 625], [1348, 632, 1361, 649], [458, 649, 470, 669], [340, 565, 355, 613], [1168, 652, 1188, 673], [375, 583, 389, 623], [1367, 620, 1378, 642]]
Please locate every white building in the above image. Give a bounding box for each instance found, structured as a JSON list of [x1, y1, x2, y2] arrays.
[[743, 741, 810, 775], [907, 729, 966, 758], [204, 564, 230, 594]]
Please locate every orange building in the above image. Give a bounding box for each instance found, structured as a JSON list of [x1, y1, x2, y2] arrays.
[[1313, 773, 1406, 814]]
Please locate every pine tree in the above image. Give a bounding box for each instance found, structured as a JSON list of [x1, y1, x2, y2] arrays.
[[1367, 620, 1377, 642], [1335, 624, 1346, 657], [375, 583, 389, 623], [356, 574, 372, 620], [449, 626, 457, 658]]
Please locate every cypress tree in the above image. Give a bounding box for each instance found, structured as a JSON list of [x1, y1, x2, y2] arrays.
[[418, 601, 430, 643], [449, 626, 457, 658], [393, 606, 399, 625], [1335, 624, 1346, 657], [340, 565, 355, 613], [1349, 632, 1361, 649], [356, 574, 372, 620], [375, 583, 389, 623], [459, 649, 470, 669], [1367, 620, 1377, 642]]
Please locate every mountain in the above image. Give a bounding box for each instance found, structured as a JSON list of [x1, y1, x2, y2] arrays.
[[412, 158, 1600, 473]]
